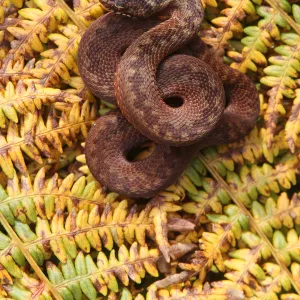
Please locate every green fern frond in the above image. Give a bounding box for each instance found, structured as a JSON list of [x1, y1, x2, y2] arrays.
[[0, 230, 25, 280], [2, 272, 52, 299], [207, 0, 260, 52], [271, 229, 300, 266], [0, 230, 49, 299], [183, 151, 298, 223], [225, 153, 298, 207], [0, 167, 120, 225], [182, 176, 229, 219], [33, 200, 156, 263], [202, 126, 289, 177], [228, 0, 291, 73], [252, 192, 300, 235], [292, 4, 300, 24], [46, 243, 160, 298]]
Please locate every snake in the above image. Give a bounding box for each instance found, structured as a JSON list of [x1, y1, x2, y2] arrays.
[[77, 0, 260, 198]]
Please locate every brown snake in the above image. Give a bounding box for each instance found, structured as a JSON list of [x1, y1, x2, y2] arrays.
[[78, 0, 260, 198]]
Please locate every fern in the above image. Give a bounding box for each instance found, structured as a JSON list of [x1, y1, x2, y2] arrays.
[[286, 89, 300, 153], [46, 244, 160, 298], [1, 0, 300, 299], [228, 0, 291, 73], [0, 167, 119, 224], [202, 126, 289, 175], [150, 279, 245, 299], [2, 0, 68, 66], [72, 0, 104, 27], [205, 0, 261, 52], [262, 32, 300, 149], [253, 192, 300, 232], [0, 81, 81, 126], [0, 101, 96, 177], [30, 24, 81, 87]]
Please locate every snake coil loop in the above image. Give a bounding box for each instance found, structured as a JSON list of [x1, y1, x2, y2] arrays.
[[78, 0, 260, 198]]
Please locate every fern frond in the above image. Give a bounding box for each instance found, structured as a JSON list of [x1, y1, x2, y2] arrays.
[[182, 176, 228, 220], [240, 228, 300, 282], [0, 220, 57, 299], [261, 32, 300, 148], [7, 0, 24, 9], [33, 200, 156, 263], [196, 208, 297, 298], [0, 57, 34, 85], [225, 153, 298, 207], [207, 0, 259, 52], [30, 24, 82, 87], [46, 243, 160, 298], [183, 152, 298, 223], [224, 256, 292, 298], [185, 224, 237, 275], [66, 75, 98, 105], [150, 279, 245, 300], [27, 145, 81, 176], [1, 0, 68, 67], [0, 101, 96, 177], [252, 192, 300, 235], [271, 229, 300, 267], [2, 272, 52, 299], [0, 15, 18, 62], [202, 126, 289, 177], [13, 195, 193, 264], [286, 89, 300, 153], [292, 4, 300, 24], [0, 80, 81, 127], [0, 230, 26, 285], [73, 0, 105, 27], [0, 167, 120, 225], [228, 1, 291, 73]]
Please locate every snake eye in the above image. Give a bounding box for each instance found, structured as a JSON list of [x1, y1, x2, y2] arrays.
[[115, 0, 126, 8]]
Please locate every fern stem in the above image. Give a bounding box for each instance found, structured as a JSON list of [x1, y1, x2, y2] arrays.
[[55, 0, 86, 31], [0, 213, 63, 300], [199, 153, 300, 295], [266, 0, 300, 35]]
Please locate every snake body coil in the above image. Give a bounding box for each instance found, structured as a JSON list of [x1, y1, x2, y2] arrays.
[[78, 0, 260, 198]]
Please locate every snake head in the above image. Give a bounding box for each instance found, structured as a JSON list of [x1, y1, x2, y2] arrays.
[[100, 0, 173, 18]]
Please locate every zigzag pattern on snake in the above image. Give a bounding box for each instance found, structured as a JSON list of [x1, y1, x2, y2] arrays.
[[77, 0, 260, 198]]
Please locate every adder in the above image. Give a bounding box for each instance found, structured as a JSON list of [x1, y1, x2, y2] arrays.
[[77, 0, 259, 198]]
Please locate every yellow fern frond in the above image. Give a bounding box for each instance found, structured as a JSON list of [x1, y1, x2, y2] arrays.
[[0, 80, 81, 127]]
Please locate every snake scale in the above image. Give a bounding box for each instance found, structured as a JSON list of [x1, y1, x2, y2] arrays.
[[77, 0, 260, 198]]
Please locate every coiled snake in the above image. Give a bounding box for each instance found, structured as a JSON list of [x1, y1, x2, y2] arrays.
[[77, 0, 260, 198]]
